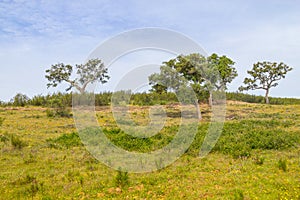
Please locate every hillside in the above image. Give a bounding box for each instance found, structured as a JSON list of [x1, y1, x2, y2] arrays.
[[0, 102, 299, 199]]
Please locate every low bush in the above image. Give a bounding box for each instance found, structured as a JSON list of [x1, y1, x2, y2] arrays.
[[46, 95, 72, 118], [278, 158, 287, 172], [10, 134, 27, 149], [46, 108, 72, 118], [45, 109, 55, 118], [188, 119, 299, 158], [46, 132, 82, 149], [114, 169, 129, 188]]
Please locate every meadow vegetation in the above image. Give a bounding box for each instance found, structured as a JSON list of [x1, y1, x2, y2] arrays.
[[0, 101, 299, 199]]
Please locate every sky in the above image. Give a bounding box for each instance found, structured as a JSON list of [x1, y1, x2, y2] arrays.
[[0, 0, 300, 101]]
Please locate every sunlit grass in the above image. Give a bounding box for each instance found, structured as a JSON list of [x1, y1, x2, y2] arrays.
[[0, 103, 299, 199]]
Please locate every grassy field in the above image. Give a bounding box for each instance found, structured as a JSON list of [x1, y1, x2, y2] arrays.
[[0, 102, 299, 199]]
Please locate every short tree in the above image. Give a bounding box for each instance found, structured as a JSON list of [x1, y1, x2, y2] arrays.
[[239, 61, 292, 104], [11, 93, 29, 107], [45, 58, 110, 93]]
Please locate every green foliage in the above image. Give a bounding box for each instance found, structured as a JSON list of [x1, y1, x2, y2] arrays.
[[81, 118, 299, 160], [46, 132, 82, 149], [231, 144, 251, 159], [112, 90, 180, 106], [149, 53, 236, 106], [207, 53, 238, 90], [239, 61, 293, 104], [114, 169, 129, 188], [226, 92, 300, 105], [45, 109, 55, 118], [149, 83, 167, 94], [45, 63, 72, 89], [188, 119, 299, 158], [278, 158, 288, 172], [215, 120, 298, 156], [1, 91, 299, 107], [11, 93, 29, 107], [111, 90, 131, 106], [103, 127, 176, 152], [10, 134, 27, 149], [148, 64, 187, 93], [30, 94, 47, 106], [52, 108, 71, 118], [45, 58, 109, 93], [130, 92, 178, 106], [46, 94, 72, 118], [95, 92, 112, 106]]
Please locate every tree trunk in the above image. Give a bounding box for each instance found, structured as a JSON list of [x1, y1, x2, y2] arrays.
[[194, 99, 202, 120], [208, 91, 213, 107], [265, 89, 270, 104], [79, 88, 85, 94]]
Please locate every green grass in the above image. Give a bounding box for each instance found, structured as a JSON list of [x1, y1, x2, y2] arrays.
[[0, 103, 299, 199], [46, 132, 82, 149]]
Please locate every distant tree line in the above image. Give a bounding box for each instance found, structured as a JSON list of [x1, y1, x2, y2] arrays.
[[1, 91, 300, 108]]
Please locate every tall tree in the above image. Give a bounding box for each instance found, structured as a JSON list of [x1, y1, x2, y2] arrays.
[[148, 64, 187, 93], [207, 53, 237, 90], [239, 61, 292, 104], [151, 53, 237, 106], [45, 59, 110, 93]]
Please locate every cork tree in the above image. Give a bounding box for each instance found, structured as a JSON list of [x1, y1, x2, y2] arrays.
[[239, 61, 292, 104], [45, 58, 109, 94]]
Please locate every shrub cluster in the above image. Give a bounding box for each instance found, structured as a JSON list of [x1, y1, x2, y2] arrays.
[[187, 119, 299, 158], [226, 92, 300, 105], [46, 132, 82, 149], [1, 91, 299, 108]]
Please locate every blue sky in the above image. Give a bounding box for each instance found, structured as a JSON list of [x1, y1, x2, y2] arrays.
[[0, 0, 300, 101]]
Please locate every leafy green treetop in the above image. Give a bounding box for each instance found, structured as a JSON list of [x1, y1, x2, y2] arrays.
[[150, 53, 237, 106], [148, 63, 187, 93], [239, 61, 292, 104], [207, 53, 237, 90], [11, 93, 30, 107], [45, 59, 110, 93]]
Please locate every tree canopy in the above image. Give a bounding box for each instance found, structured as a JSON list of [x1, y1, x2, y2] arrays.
[[148, 63, 187, 93], [239, 61, 292, 104], [45, 58, 110, 93], [149, 53, 237, 106]]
